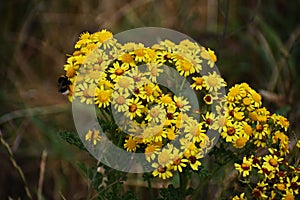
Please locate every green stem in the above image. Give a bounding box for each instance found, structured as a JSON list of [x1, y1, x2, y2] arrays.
[[147, 175, 154, 200], [179, 172, 188, 199]]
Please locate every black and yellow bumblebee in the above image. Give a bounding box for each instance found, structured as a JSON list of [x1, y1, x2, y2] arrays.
[[58, 75, 72, 95]]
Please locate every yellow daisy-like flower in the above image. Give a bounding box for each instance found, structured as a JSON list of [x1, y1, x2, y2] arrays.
[[133, 48, 147, 62], [187, 152, 202, 171], [124, 136, 139, 152], [233, 136, 248, 149], [75, 32, 92, 49], [94, 85, 112, 108], [125, 97, 144, 120], [250, 90, 262, 108], [227, 84, 245, 102], [115, 76, 134, 93], [157, 94, 176, 108], [145, 105, 166, 124], [221, 121, 242, 143], [75, 82, 96, 104], [146, 63, 163, 83], [253, 123, 270, 140], [282, 190, 296, 200], [203, 71, 226, 93], [234, 157, 252, 177], [287, 176, 299, 194], [262, 154, 283, 172], [271, 114, 290, 131], [85, 129, 101, 145], [203, 94, 214, 105], [119, 52, 136, 68], [184, 119, 206, 143], [159, 39, 177, 52], [152, 164, 173, 179], [156, 144, 174, 167], [297, 140, 300, 148], [144, 143, 161, 162], [108, 61, 128, 82], [191, 76, 206, 91], [200, 48, 217, 68], [111, 92, 130, 112], [171, 148, 188, 172], [141, 82, 160, 102], [174, 96, 191, 112], [175, 59, 196, 77], [202, 112, 215, 128], [92, 30, 113, 44]]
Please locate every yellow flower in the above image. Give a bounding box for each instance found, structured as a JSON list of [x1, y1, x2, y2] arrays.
[[144, 143, 160, 162], [233, 136, 248, 148], [175, 59, 196, 77], [152, 164, 173, 179], [262, 154, 283, 172], [124, 136, 139, 152], [174, 95, 191, 112], [202, 112, 215, 128], [154, 144, 174, 167], [171, 148, 188, 172], [184, 119, 206, 143], [253, 123, 270, 140], [146, 63, 163, 83], [85, 129, 101, 145], [191, 76, 206, 91], [203, 94, 213, 105], [203, 71, 226, 93], [94, 85, 112, 108], [187, 153, 202, 171], [286, 176, 299, 194], [232, 193, 247, 200], [75, 32, 92, 49], [133, 48, 147, 62], [118, 53, 136, 68], [115, 76, 134, 93], [282, 190, 295, 200], [92, 30, 113, 43], [145, 105, 166, 124], [157, 94, 175, 108], [108, 61, 128, 82], [75, 82, 96, 104], [221, 121, 241, 143], [111, 92, 130, 112], [250, 90, 262, 108], [140, 82, 160, 102], [125, 97, 144, 120], [200, 48, 217, 68], [297, 140, 300, 148], [234, 157, 252, 177]]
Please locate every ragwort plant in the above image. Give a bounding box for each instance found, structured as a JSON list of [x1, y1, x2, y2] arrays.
[[58, 29, 299, 200]]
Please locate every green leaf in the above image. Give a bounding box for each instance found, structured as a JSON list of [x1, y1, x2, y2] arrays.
[[59, 130, 87, 151]]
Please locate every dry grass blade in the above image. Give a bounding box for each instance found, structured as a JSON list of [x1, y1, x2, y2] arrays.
[[0, 129, 33, 200]]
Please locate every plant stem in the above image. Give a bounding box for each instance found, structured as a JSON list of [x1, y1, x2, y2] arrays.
[[179, 172, 187, 199], [0, 130, 33, 200], [147, 175, 154, 200]]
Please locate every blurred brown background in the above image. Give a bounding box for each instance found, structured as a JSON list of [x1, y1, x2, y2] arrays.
[[0, 0, 300, 199]]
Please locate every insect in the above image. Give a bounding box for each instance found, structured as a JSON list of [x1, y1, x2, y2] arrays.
[[58, 75, 72, 95]]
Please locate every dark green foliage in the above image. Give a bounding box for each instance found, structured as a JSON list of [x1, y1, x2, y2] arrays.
[[59, 130, 87, 151]]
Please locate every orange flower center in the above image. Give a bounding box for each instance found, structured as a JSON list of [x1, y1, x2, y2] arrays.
[[227, 127, 236, 136], [129, 104, 137, 112], [269, 158, 278, 167]]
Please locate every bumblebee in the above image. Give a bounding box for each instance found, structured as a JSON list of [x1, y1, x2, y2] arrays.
[[58, 75, 72, 95]]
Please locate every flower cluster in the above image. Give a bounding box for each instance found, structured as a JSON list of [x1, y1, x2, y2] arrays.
[[224, 83, 299, 199], [59, 29, 226, 179]]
